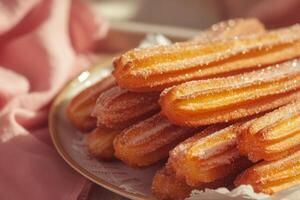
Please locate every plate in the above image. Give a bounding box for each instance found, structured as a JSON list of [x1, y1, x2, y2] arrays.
[[49, 62, 164, 200], [49, 23, 300, 200]]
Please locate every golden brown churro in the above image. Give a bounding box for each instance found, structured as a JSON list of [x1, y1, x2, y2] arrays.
[[160, 59, 300, 126], [67, 75, 115, 131], [86, 126, 120, 160], [237, 100, 300, 162], [92, 85, 160, 129], [152, 167, 194, 200], [168, 124, 252, 187], [235, 150, 300, 195], [113, 113, 198, 167], [152, 166, 239, 200], [113, 25, 300, 92]]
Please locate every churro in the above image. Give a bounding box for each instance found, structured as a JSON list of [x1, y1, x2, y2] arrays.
[[235, 150, 300, 195], [168, 124, 252, 186], [160, 59, 300, 126], [152, 166, 238, 200], [86, 126, 120, 160], [152, 167, 194, 200], [92, 85, 160, 129], [114, 25, 300, 92], [67, 75, 115, 131], [237, 100, 300, 162], [113, 113, 197, 167]]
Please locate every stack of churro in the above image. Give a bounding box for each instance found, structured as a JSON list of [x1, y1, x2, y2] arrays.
[[67, 18, 300, 200]]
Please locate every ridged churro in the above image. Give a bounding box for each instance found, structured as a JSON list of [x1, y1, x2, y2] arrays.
[[152, 167, 194, 200], [237, 100, 300, 162], [113, 25, 300, 92], [168, 124, 252, 187], [67, 75, 115, 131], [160, 59, 300, 127], [113, 113, 198, 167], [86, 126, 120, 160], [235, 150, 300, 195], [92, 85, 160, 129], [152, 167, 233, 200]]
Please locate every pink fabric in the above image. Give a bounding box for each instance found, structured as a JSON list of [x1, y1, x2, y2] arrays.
[[0, 0, 108, 199]]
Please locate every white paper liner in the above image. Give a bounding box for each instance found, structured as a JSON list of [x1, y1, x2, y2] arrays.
[[70, 135, 161, 196], [138, 34, 172, 48], [188, 184, 300, 200], [59, 34, 300, 200], [187, 186, 268, 200]]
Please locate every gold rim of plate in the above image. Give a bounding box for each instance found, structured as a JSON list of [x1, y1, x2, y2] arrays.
[[49, 63, 155, 200]]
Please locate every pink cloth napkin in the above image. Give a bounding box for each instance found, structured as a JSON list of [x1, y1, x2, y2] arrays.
[[0, 0, 108, 199]]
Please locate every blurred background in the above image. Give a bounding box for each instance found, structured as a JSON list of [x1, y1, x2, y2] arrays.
[[93, 0, 222, 29], [92, 0, 300, 30], [91, 0, 300, 54]]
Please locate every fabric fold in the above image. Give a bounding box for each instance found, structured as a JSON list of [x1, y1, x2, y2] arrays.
[[0, 0, 107, 199]]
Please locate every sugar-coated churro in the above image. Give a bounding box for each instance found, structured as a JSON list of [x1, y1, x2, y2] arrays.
[[92, 85, 160, 129], [114, 25, 300, 92], [67, 75, 115, 131], [152, 166, 238, 200], [237, 100, 300, 162], [152, 167, 194, 200], [235, 150, 300, 195], [160, 59, 300, 126], [86, 126, 120, 160], [113, 113, 198, 167], [168, 124, 252, 186]]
